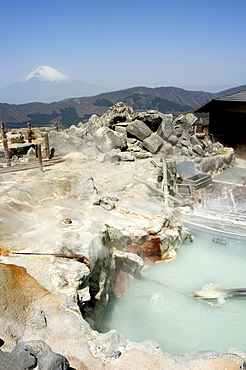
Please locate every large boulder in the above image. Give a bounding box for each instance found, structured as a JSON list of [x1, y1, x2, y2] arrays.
[[98, 102, 135, 127], [178, 130, 191, 148], [126, 120, 152, 140], [94, 127, 127, 153], [11, 340, 69, 370], [190, 134, 201, 146], [142, 133, 164, 154], [173, 114, 194, 134], [192, 144, 206, 157], [118, 152, 135, 161], [185, 113, 198, 126], [48, 130, 89, 156], [134, 110, 163, 132], [172, 114, 194, 141], [86, 114, 106, 136], [69, 124, 88, 139], [199, 156, 217, 173], [0, 345, 36, 370], [157, 114, 173, 140], [167, 134, 179, 146], [103, 149, 121, 163], [71, 174, 100, 204]]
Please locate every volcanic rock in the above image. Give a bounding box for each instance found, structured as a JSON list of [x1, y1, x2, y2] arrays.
[[94, 127, 127, 153], [143, 133, 164, 154], [126, 120, 152, 140]]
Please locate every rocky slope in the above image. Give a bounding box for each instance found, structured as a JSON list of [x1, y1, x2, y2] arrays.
[[0, 103, 245, 369]]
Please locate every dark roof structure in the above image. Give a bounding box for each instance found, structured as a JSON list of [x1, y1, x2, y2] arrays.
[[195, 90, 246, 113], [194, 90, 246, 156], [216, 90, 246, 102]]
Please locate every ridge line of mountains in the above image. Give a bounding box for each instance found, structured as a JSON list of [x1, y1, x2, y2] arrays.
[[1, 84, 246, 130]]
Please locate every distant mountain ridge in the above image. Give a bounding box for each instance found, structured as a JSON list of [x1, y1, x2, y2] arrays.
[[1, 84, 246, 130], [213, 84, 246, 99]]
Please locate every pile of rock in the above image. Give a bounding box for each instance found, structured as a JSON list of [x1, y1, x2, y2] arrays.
[[48, 102, 235, 175]]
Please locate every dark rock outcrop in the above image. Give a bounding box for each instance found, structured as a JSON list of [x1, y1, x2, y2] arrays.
[[0, 339, 69, 370]]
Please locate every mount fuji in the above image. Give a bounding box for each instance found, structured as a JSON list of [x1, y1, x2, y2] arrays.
[[0, 66, 109, 104]]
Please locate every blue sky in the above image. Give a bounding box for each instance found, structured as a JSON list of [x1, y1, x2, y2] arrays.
[[0, 0, 245, 92]]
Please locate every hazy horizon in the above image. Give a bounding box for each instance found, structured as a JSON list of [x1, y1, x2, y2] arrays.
[[1, 0, 245, 92]]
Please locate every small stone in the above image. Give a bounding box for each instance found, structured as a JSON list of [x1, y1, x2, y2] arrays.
[[99, 198, 115, 211], [63, 218, 72, 224], [30, 311, 47, 329], [111, 350, 121, 359], [118, 152, 135, 161]]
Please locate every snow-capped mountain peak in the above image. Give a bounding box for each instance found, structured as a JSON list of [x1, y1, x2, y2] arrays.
[[0, 66, 109, 103], [20, 66, 72, 83]]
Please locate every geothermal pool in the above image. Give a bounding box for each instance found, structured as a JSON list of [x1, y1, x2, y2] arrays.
[[99, 223, 246, 356]]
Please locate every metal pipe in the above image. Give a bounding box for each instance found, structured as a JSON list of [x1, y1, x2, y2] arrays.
[[7, 251, 91, 270]]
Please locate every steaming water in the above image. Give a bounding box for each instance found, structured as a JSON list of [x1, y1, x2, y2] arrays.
[[99, 223, 246, 355]]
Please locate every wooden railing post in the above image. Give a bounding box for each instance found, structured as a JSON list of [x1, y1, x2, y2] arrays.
[[27, 123, 33, 143], [53, 122, 58, 131], [43, 132, 50, 158], [37, 143, 43, 172], [0, 122, 11, 167]]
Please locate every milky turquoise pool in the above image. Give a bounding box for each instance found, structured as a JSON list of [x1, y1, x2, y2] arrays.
[[99, 223, 246, 356]]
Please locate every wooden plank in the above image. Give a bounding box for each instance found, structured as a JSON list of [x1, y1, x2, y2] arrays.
[[0, 157, 65, 174]]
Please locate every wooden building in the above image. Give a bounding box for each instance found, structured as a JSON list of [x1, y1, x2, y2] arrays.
[[195, 90, 246, 157]]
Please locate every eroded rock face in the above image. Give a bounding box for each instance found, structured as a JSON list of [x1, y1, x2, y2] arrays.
[[0, 159, 193, 368]]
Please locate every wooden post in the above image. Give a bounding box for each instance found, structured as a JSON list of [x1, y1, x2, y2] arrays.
[[162, 151, 169, 209], [43, 133, 50, 158], [37, 144, 43, 172], [53, 122, 58, 131], [0, 122, 11, 167], [27, 123, 33, 143]]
